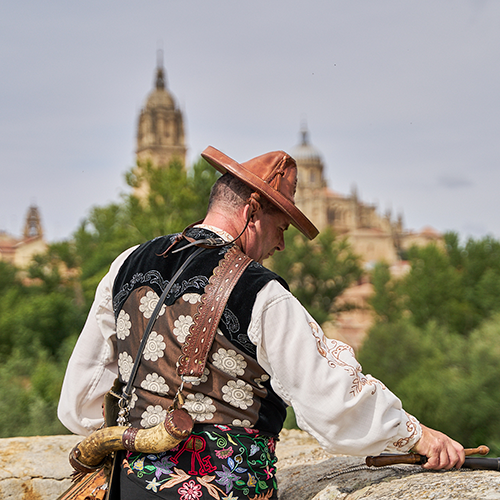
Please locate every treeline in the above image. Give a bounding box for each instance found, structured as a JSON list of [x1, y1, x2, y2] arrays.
[[1, 158, 500, 457]]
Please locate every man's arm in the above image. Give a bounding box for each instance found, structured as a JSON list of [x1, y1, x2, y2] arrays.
[[249, 280, 464, 466]]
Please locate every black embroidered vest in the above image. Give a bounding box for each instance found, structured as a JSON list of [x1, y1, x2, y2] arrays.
[[112, 228, 288, 435]]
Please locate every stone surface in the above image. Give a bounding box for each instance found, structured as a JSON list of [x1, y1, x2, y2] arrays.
[[1, 430, 500, 499], [0, 434, 81, 500]]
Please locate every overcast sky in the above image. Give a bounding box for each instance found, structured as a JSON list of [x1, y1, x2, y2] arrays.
[[1, 1, 499, 243]]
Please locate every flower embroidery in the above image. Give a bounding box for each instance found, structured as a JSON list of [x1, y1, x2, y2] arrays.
[[143, 331, 166, 362], [222, 380, 253, 410], [232, 419, 252, 428], [141, 405, 167, 428], [254, 373, 270, 388], [212, 348, 247, 377], [146, 477, 161, 493], [222, 493, 239, 500], [118, 352, 133, 382], [139, 290, 166, 319], [174, 315, 194, 344], [178, 479, 202, 500], [151, 456, 175, 479], [215, 464, 240, 494], [141, 373, 169, 395], [215, 446, 234, 459], [309, 321, 380, 397], [188, 367, 210, 386], [182, 293, 201, 304], [183, 393, 216, 422], [116, 310, 131, 340]]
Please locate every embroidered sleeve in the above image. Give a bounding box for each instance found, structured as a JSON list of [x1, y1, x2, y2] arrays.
[[248, 280, 422, 456]]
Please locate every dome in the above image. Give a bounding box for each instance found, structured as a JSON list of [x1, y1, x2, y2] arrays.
[[145, 88, 175, 110], [144, 66, 176, 110], [290, 126, 322, 162]]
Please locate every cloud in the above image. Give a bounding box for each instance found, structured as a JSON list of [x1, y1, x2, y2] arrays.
[[437, 175, 474, 189]]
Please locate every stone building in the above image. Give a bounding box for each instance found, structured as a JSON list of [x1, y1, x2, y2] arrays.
[[291, 125, 441, 267], [134, 58, 187, 198], [136, 61, 186, 167], [0, 205, 47, 268]]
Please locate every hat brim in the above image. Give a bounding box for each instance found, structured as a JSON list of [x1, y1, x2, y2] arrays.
[[202, 146, 319, 240]]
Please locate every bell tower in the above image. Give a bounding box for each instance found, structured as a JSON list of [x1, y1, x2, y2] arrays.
[[23, 205, 43, 239], [136, 52, 187, 168]]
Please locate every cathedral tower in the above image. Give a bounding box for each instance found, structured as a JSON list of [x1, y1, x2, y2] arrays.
[[291, 124, 329, 229], [136, 57, 186, 168]]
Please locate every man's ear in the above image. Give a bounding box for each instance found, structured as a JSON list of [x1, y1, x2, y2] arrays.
[[248, 193, 262, 220]]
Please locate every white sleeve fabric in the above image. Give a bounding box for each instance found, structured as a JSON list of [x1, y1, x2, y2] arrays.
[[57, 246, 138, 436], [248, 280, 422, 456]]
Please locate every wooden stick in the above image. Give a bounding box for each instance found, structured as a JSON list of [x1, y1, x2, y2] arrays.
[[366, 445, 490, 468], [465, 445, 489, 456]]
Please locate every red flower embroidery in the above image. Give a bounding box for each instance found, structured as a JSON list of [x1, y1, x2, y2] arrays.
[[178, 479, 202, 500]]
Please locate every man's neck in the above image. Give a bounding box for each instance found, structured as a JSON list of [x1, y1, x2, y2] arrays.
[[194, 224, 235, 243]]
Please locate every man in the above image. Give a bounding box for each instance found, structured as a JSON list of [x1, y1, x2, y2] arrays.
[[59, 146, 464, 499]]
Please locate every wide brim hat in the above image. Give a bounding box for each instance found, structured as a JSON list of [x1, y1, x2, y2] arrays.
[[201, 146, 319, 240]]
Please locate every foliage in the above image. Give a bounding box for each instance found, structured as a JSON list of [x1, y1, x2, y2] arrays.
[[362, 234, 500, 454], [369, 262, 402, 323], [270, 227, 363, 325], [370, 234, 500, 336], [0, 343, 74, 437]]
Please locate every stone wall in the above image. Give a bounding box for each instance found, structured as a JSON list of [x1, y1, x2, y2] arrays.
[[1, 430, 499, 499]]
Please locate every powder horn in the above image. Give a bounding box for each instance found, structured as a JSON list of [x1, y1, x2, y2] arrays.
[[69, 407, 193, 474]]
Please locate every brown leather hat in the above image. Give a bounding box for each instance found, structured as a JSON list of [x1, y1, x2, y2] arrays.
[[201, 145, 319, 240]]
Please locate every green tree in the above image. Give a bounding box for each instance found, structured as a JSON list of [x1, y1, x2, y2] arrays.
[[402, 243, 467, 332], [369, 235, 500, 336], [369, 262, 403, 323], [270, 227, 362, 325], [73, 157, 219, 306]]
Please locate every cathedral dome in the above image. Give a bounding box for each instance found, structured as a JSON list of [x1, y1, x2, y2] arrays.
[[144, 66, 176, 110], [290, 126, 322, 162]]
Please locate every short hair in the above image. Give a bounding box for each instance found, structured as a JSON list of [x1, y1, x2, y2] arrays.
[[208, 173, 280, 215]]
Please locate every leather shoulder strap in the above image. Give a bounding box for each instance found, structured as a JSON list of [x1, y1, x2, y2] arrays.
[[177, 245, 253, 379]]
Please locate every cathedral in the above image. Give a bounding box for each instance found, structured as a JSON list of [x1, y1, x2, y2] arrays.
[[133, 60, 186, 198]]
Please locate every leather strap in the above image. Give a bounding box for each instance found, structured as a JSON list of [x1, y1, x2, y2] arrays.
[[119, 245, 207, 416], [177, 245, 253, 379]]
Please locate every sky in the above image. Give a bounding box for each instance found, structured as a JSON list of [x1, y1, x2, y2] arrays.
[[1, 1, 499, 243]]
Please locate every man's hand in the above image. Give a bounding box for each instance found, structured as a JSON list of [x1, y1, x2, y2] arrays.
[[412, 424, 465, 470]]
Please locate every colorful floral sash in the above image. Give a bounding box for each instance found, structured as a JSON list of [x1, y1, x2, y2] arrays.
[[120, 425, 278, 499]]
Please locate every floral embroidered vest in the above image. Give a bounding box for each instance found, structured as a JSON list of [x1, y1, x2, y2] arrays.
[[112, 228, 288, 435]]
